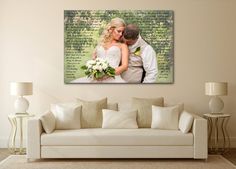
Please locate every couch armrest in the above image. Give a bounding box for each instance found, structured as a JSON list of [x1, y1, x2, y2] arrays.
[[27, 117, 43, 159], [191, 113, 208, 159]]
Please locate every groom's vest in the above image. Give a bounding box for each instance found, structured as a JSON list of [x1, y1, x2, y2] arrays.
[[121, 37, 148, 83]]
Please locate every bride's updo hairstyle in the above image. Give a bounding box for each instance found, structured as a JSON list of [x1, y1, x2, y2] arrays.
[[99, 17, 126, 47]]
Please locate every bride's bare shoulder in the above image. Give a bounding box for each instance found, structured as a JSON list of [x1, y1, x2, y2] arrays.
[[116, 42, 127, 49]]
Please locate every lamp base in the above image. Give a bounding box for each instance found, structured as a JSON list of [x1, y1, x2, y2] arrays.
[[14, 96, 29, 114], [209, 96, 224, 114]]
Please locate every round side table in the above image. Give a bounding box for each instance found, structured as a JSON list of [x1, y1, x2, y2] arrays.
[[8, 113, 35, 154], [203, 113, 230, 154]]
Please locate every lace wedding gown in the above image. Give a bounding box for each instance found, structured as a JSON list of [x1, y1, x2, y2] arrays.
[[71, 45, 126, 83]]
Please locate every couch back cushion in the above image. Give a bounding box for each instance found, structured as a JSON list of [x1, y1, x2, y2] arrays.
[[132, 97, 164, 128], [77, 98, 107, 128], [165, 103, 184, 113], [107, 102, 118, 111]]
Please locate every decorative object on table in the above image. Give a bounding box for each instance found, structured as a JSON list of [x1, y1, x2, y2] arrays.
[[10, 82, 33, 114], [81, 58, 115, 80], [64, 10, 174, 84], [205, 82, 228, 114]]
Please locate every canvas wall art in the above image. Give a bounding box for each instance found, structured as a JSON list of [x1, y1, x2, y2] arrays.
[[64, 10, 174, 84]]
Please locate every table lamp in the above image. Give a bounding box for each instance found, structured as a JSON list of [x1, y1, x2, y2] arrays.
[[205, 82, 227, 114], [10, 82, 33, 114]]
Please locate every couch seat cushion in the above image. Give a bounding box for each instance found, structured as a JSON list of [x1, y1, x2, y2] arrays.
[[41, 129, 193, 146]]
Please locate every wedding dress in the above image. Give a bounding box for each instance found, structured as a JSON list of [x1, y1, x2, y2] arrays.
[[71, 45, 126, 83]]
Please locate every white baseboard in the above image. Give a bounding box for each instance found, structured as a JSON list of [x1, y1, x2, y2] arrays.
[[1, 137, 236, 148]]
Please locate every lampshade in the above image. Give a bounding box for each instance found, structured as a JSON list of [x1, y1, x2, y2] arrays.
[[205, 82, 228, 114], [10, 82, 33, 96], [205, 82, 227, 96]]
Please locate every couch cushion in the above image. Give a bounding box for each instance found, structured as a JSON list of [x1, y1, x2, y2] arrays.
[[107, 102, 118, 111], [132, 97, 164, 128], [41, 129, 193, 146], [77, 98, 107, 128]]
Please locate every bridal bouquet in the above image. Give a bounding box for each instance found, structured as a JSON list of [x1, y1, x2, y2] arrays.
[[81, 58, 115, 80]]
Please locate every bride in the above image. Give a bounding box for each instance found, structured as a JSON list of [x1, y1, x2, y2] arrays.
[[71, 17, 128, 83]]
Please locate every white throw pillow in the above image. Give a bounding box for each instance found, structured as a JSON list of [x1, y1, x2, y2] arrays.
[[151, 105, 180, 130], [102, 109, 138, 129], [40, 110, 56, 134], [50, 102, 80, 114], [132, 97, 164, 128], [54, 104, 81, 129], [179, 111, 194, 133]]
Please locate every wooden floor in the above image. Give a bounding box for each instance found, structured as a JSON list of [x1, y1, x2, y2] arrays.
[[222, 148, 236, 165], [0, 148, 236, 165], [0, 149, 10, 162]]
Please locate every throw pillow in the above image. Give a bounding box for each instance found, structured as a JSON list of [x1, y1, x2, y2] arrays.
[[179, 111, 194, 133], [102, 109, 138, 129], [51, 102, 114, 113], [107, 102, 118, 111], [151, 105, 180, 130], [164, 103, 184, 112], [77, 98, 107, 128], [132, 97, 164, 128], [54, 104, 81, 129], [40, 110, 56, 134], [50, 102, 80, 115]]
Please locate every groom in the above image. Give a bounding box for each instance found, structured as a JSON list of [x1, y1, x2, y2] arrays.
[[121, 24, 158, 83]]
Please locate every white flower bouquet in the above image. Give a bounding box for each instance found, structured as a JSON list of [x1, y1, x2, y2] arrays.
[[81, 58, 115, 80]]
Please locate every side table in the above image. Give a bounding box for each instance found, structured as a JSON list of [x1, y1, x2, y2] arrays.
[[203, 113, 230, 154], [8, 114, 35, 154]]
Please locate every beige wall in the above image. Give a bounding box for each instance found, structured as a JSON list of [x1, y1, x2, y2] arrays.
[[0, 0, 236, 147]]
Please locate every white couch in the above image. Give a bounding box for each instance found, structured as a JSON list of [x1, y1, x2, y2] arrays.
[[26, 102, 208, 160]]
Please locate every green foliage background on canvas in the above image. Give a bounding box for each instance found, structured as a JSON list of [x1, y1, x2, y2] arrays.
[[64, 10, 174, 83]]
